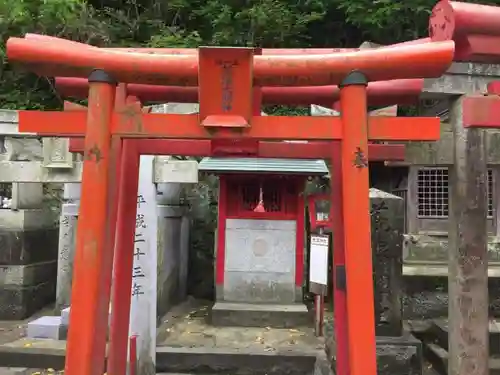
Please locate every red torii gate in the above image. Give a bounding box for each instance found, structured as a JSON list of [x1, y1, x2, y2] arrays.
[[6, 35, 454, 375]]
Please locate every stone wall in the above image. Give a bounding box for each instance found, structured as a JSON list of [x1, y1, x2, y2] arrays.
[[156, 204, 190, 320], [0, 209, 59, 319], [403, 122, 500, 165], [0, 134, 59, 319]]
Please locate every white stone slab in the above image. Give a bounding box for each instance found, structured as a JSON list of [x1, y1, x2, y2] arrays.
[[26, 316, 64, 339], [55, 208, 78, 311], [129, 155, 157, 373]]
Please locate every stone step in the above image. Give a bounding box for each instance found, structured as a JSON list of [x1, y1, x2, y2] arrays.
[[0, 368, 45, 375], [157, 347, 321, 375], [0, 346, 323, 375], [210, 302, 311, 328], [430, 319, 500, 355], [424, 341, 500, 375], [327, 333, 424, 375]]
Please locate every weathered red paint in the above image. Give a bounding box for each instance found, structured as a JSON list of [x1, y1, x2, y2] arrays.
[[129, 335, 138, 375], [55, 76, 423, 107], [430, 1, 500, 62], [24, 33, 358, 55], [64, 77, 116, 375], [330, 144, 348, 375], [18, 110, 441, 141], [6, 37, 454, 86], [463, 95, 500, 128], [24, 33, 429, 55], [199, 47, 254, 127], [488, 81, 500, 95], [339, 80, 377, 375], [69, 138, 406, 161], [107, 85, 133, 375], [108, 139, 140, 375]]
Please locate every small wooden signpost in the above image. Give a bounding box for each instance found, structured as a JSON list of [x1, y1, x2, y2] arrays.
[[309, 232, 329, 336]]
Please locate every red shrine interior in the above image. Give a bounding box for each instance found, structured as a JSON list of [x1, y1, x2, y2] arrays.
[[216, 173, 307, 286], [224, 175, 303, 220]]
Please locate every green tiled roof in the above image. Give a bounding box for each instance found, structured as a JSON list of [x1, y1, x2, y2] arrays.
[[198, 157, 329, 175]]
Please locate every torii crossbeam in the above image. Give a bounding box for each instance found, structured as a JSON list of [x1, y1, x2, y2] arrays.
[[6, 36, 454, 375]]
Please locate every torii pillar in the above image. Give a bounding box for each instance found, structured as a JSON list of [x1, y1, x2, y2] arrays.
[[448, 83, 500, 375]]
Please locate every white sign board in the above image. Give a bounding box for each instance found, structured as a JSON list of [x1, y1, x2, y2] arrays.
[[129, 155, 157, 373], [309, 235, 329, 286]]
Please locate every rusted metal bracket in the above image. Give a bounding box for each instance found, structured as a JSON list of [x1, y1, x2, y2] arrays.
[[335, 265, 346, 291]]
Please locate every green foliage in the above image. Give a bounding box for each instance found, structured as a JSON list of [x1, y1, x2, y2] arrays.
[[10, 0, 500, 110], [333, 0, 500, 44]]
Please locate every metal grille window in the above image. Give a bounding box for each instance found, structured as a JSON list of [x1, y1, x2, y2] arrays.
[[417, 168, 494, 218]]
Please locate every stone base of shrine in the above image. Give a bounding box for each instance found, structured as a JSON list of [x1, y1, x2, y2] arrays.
[[210, 302, 311, 328], [326, 333, 423, 375], [0, 279, 55, 320]]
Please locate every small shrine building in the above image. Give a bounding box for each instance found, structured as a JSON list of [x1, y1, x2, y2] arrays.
[[198, 157, 329, 327]]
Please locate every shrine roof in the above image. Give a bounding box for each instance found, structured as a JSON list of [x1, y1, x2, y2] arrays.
[[198, 157, 329, 175]]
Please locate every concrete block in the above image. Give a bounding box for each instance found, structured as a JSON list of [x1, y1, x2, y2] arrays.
[[326, 332, 423, 375], [375, 335, 423, 375], [431, 318, 500, 356], [0, 261, 56, 287], [0, 280, 55, 320], [26, 316, 65, 340], [403, 276, 500, 320], [0, 210, 58, 232], [0, 228, 59, 264]]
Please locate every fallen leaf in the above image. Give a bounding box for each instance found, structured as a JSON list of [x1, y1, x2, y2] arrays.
[[24, 343, 32, 347], [289, 329, 299, 333]]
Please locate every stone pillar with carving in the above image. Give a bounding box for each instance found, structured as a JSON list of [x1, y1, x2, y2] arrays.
[[55, 183, 81, 313], [370, 188, 404, 336], [369, 188, 423, 375]]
